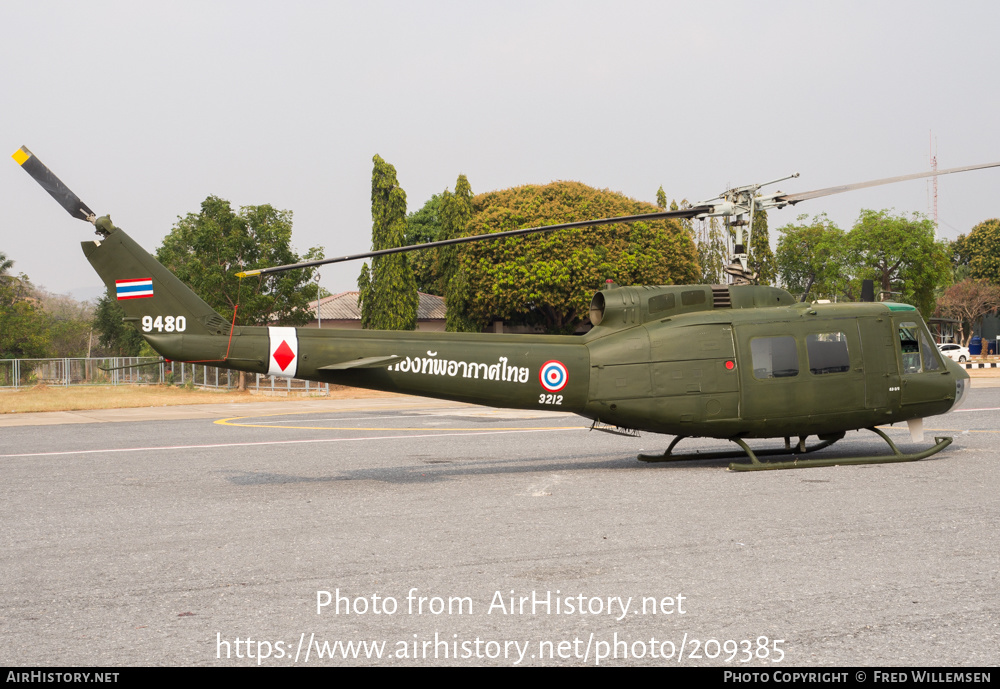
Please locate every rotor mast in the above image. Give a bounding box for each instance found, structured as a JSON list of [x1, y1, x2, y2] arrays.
[[697, 173, 799, 285]]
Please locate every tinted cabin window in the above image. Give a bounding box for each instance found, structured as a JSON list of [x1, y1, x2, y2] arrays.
[[648, 293, 676, 315], [898, 323, 921, 373], [750, 337, 799, 379], [806, 333, 850, 375]]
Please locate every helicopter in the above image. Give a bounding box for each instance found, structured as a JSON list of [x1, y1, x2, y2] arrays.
[[13, 146, 995, 471]]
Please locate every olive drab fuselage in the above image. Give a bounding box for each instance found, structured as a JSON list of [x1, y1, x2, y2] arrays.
[[83, 225, 968, 442], [578, 285, 966, 439]]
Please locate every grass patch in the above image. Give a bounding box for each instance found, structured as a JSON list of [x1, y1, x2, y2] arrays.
[[0, 384, 395, 414]]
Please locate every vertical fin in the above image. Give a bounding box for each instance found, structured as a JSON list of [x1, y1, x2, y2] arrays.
[[82, 226, 228, 337]]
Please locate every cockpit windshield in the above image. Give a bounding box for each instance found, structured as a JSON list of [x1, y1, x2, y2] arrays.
[[898, 321, 942, 374]]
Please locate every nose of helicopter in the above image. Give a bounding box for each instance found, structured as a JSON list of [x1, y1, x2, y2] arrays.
[[944, 357, 971, 412], [950, 377, 969, 412]]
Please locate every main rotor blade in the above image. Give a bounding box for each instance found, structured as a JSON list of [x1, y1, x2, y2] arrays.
[[237, 206, 712, 277], [12, 146, 95, 222], [777, 161, 1000, 205]]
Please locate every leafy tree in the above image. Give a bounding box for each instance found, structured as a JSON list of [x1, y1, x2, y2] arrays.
[[358, 155, 418, 330], [953, 219, 1000, 284], [157, 196, 323, 327], [656, 186, 668, 210], [405, 194, 443, 294], [695, 217, 728, 284], [0, 269, 50, 359], [439, 175, 476, 331], [841, 210, 951, 315], [0, 254, 97, 358], [775, 214, 845, 299], [672, 198, 696, 240], [405, 194, 442, 246], [93, 294, 146, 356], [950, 238, 971, 283], [936, 279, 1000, 347], [776, 210, 951, 313], [748, 209, 776, 286], [37, 290, 94, 357], [0, 251, 14, 280], [448, 181, 699, 333], [0, 253, 135, 359], [157, 197, 322, 390], [404, 176, 475, 304]]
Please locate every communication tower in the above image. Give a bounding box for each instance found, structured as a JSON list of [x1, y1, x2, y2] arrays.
[[928, 132, 938, 238]]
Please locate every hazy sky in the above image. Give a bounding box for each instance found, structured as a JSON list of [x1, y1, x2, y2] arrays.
[[3, 0, 999, 299]]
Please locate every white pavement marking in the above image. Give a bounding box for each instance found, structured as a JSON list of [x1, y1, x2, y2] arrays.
[[0, 427, 584, 459]]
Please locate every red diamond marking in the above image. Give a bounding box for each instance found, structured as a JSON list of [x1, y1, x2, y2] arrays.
[[272, 340, 295, 371]]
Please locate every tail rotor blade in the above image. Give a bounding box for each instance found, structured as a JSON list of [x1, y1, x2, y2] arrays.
[[12, 146, 95, 222]]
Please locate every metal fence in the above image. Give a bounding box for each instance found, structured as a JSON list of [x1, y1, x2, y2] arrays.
[[0, 357, 329, 394]]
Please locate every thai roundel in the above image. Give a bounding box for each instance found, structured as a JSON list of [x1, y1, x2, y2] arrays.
[[539, 360, 568, 392]]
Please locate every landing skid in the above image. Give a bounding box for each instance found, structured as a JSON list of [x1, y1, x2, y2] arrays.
[[637, 428, 953, 471]]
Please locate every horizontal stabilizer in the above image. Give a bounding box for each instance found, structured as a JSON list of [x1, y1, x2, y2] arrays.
[[319, 355, 400, 370]]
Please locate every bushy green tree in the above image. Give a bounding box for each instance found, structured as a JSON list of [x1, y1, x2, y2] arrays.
[[358, 155, 418, 330], [0, 254, 98, 358], [775, 214, 845, 299], [0, 269, 50, 359], [953, 219, 1000, 284], [447, 181, 699, 333], [842, 210, 950, 315], [93, 294, 146, 356], [157, 196, 322, 326], [405, 194, 442, 294], [777, 210, 950, 313], [37, 290, 93, 357]]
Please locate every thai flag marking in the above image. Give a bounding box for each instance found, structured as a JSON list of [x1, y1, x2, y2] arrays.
[[116, 278, 154, 300]]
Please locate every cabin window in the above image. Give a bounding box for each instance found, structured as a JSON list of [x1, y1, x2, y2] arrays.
[[918, 328, 941, 372], [898, 323, 921, 373], [750, 336, 799, 379], [648, 293, 676, 315], [897, 322, 941, 374], [681, 290, 706, 306], [806, 332, 850, 375]]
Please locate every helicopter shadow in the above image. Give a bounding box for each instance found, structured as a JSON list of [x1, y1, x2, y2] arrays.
[[217, 449, 678, 486], [216, 426, 955, 486]]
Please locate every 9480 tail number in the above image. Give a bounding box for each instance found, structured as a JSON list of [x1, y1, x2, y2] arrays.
[[142, 315, 186, 333]]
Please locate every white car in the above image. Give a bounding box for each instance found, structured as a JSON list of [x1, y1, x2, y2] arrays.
[[937, 343, 970, 362]]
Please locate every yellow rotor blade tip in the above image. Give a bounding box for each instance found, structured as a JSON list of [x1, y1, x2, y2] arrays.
[[12, 147, 30, 166]]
